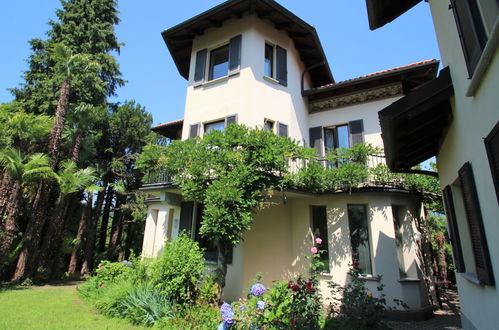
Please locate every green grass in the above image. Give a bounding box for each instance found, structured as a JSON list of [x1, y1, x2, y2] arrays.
[[0, 284, 147, 330]]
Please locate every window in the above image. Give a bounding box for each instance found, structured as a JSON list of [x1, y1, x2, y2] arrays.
[[204, 120, 225, 134], [324, 125, 350, 153], [311, 206, 330, 273], [263, 42, 287, 86], [264, 44, 274, 77], [202, 115, 237, 136], [347, 204, 373, 276], [194, 204, 218, 262], [263, 119, 274, 132], [484, 122, 499, 204], [458, 162, 495, 285], [450, 0, 488, 77], [194, 35, 242, 84], [309, 120, 364, 157], [209, 45, 229, 80], [392, 205, 406, 278]]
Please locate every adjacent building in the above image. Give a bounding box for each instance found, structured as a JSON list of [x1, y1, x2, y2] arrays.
[[369, 0, 498, 329]]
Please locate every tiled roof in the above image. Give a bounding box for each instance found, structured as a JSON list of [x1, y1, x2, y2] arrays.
[[316, 59, 438, 90], [151, 118, 184, 130]]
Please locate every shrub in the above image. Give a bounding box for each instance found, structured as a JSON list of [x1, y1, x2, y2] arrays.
[[118, 283, 175, 326], [148, 232, 205, 305], [325, 265, 388, 330], [156, 302, 220, 329]]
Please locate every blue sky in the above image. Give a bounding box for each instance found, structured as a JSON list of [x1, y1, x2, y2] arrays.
[[0, 1, 440, 126]]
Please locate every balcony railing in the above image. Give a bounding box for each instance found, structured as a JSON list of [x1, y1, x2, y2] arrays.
[[143, 153, 432, 191]]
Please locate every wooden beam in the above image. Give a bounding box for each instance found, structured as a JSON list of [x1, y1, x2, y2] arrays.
[[257, 9, 274, 19], [188, 28, 204, 36], [207, 19, 223, 28], [169, 34, 195, 41]]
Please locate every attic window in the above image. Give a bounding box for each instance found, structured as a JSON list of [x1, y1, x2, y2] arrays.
[[209, 45, 229, 80]]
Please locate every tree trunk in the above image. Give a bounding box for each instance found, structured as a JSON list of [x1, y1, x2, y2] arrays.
[[98, 187, 114, 253], [436, 234, 449, 288], [0, 181, 22, 273], [123, 222, 134, 260], [0, 172, 12, 218], [12, 181, 52, 281], [216, 241, 231, 289], [107, 194, 125, 261], [68, 192, 93, 274], [49, 77, 71, 167], [70, 130, 83, 163], [36, 194, 67, 270], [81, 183, 107, 275]]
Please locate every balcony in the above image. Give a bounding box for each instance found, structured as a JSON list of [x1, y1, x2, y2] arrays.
[[142, 152, 436, 194]]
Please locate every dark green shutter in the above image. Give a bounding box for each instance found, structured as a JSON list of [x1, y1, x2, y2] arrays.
[[349, 120, 364, 145], [225, 115, 237, 126], [276, 45, 287, 86], [450, 0, 487, 77], [228, 35, 242, 75], [277, 122, 288, 137], [443, 186, 465, 273], [179, 201, 194, 234], [484, 122, 499, 204], [194, 48, 207, 83], [189, 123, 199, 138], [458, 162, 495, 285], [309, 126, 324, 156]]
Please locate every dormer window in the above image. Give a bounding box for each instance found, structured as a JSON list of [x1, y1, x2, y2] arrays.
[[194, 35, 242, 85], [209, 45, 229, 80]]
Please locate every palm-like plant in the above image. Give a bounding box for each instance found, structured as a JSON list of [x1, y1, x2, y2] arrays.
[[37, 160, 97, 272], [0, 148, 54, 272]]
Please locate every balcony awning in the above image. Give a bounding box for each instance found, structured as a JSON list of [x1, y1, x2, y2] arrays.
[[151, 119, 183, 140], [378, 67, 454, 171], [366, 0, 422, 30]]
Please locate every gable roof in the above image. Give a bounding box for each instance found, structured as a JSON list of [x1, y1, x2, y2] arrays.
[[162, 0, 334, 87]]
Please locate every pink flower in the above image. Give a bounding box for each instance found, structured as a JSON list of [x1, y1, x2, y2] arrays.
[[310, 247, 318, 254], [315, 237, 322, 245]]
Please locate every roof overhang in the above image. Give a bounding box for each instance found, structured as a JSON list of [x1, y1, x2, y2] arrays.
[[379, 66, 454, 171], [366, 0, 422, 30], [162, 0, 334, 87], [151, 119, 183, 140]]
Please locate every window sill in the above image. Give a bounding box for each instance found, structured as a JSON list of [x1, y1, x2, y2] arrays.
[[466, 17, 499, 97], [461, 272, 481, 286], [194, 71, 240, 89], [263, 75, 280, 85], [398, 278, 420, 283], [360, 275, 380, 282]]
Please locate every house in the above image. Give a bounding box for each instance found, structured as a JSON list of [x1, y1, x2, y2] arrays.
[[141, 0, 441, 316], [367, 0, 499, 329]]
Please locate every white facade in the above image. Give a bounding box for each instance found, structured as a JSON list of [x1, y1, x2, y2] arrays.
[[142, 2, 440, 315], [428, 1, 499, 329]]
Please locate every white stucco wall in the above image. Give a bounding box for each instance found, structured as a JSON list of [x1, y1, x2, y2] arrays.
[[308, 96, 402, 149], [428, 1, 499, 329], [181, 14, 311, 145], [241, 192, 429, 311]]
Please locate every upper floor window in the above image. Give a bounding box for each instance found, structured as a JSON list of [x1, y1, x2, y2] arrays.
[[324, 124, 350, 153], [264, 44, 274, 77], [263, 119, 274, 132], [194, 35, 242, 85], [209, 45, 229, 80], [450, 0, 489, 77], [204, 120, 225, 133], [309, 119, 364, 156], [263, 42, 287, 86]]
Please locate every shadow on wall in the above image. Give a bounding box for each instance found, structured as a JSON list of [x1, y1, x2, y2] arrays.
[[327, 207, 350, 270]]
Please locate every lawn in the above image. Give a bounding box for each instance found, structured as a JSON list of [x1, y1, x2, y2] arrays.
[[0, 283, 146, 330]]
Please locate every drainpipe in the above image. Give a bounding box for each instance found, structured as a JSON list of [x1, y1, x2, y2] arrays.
[[301, 62, 325, 95]]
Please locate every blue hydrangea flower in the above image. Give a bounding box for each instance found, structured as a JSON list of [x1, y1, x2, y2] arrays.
[[250, 283, 266, 297], [122, 260, 133, 267], [239, 304, 246, 311], [220, 302, 234, 324], [257, 300, 265, 310]]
